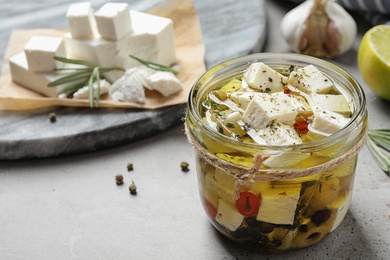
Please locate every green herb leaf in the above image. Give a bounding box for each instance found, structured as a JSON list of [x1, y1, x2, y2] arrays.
[[54, 56, 97, 67], [367, 129, 390, 176], [129, 54, 179, 74], [50, 57, 124, 108]]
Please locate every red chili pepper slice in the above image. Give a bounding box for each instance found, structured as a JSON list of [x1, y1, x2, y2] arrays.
[[204, 199, 218, 219], [283, 86, 292, 94], [294, 120, 310, 135], [236, 191, 261, 216]]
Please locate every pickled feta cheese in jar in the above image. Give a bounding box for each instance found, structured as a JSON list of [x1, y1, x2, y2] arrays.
[[185, 53, 368, 252]]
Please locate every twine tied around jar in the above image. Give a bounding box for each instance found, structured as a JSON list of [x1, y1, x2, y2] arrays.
[[185, 123, 368, 183]]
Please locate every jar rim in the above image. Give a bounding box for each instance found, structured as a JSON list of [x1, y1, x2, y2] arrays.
[[188, 52, 367, 153]]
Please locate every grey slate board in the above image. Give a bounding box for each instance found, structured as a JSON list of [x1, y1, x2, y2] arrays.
[[0, 0, 266, 160]]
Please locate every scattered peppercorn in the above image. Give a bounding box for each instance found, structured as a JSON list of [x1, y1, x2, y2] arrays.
[[115, 174, 124, 185], [129, 180, 137, 195], [180, 161, 189, 172], [127, 163, 134, 171], [48, 112, 56, 123]]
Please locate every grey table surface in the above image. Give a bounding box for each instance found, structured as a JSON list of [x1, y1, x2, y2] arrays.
[[1, 0, 390, 259]]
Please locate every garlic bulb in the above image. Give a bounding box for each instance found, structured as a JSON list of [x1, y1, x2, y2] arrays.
[[280, 0, 357, 58]]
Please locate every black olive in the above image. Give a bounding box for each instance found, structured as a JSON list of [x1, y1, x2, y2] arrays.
[[299, 224, 309, 233], [311, 209, 332, 226], [307, 232, 321, 240], [257, 222, 275, 234]]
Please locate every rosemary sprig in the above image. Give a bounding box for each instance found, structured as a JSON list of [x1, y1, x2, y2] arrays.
[[367, 129, 390, 176], [49, 56, 122, 108], [129, 54, 179, 74]]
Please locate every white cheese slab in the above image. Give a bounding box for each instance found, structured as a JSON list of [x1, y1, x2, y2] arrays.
[[242, 93, 298, 130], [94, 3, 132, 41], [308, 93, 351, 114], [244, 62, 288, 92], [288, 65, 333, 94], [256, 184, 301, 225], [67, 2, 98, 39], [24, 36, 66, 72], [9, 52, 69, 97], [215, 199, 244, 231], [311, 110, 350, 135]]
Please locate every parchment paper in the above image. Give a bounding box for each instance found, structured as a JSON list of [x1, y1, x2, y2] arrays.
[[0, 0, 205, 110]]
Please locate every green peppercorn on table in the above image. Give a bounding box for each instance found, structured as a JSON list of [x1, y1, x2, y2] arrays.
[[0, 0, 389, 259]]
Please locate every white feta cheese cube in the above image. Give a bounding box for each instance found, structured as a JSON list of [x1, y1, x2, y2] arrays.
[[259, 121, 302, 146], [143, 71, 183, 97], [288, 65, 333, 94], [214, 168, 237, 190], [242, 93, 298, 130], [67, 2, 98, 39], [64, 33, 114, 64], [119, 10, 176, 68], [216, 199, 244, 231], [9, 52, 68, 97], [72, 79, 110, 99], [228, 92, 257, 110], [109, 68, 145, 103], [205, 171, 235, 204], [311, 110, 350, 135], [308, 93, 351, 114], [271, 92, 312, 114], [256, 184, 301, 225], [263, 152, 310, 168], [244, 62, 288, 92], [94, 3, 132, 41], [24, 36, 66, 72]]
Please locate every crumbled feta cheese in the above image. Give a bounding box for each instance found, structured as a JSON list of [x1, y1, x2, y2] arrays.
[[143, 71, 183, 97], [73, 79, 110, 99], [109, 68, 145, 103]]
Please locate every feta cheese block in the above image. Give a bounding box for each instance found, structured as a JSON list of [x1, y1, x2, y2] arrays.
[[118, 10, 176, 68], [311, 110, 350, 135], [109, 68, 145, 103], [215, 199, 245, 231], [289, 65, 334, 94], [94, 3, 132, 41], [9, 52, 69, 97], [143, 71, 183, 97], [244, 62, 288, 92], [256, 183, 301, 225], [308, 93, 351, 114], [64, 33, 115, 64], [24, 36, 66, 72], [227, 92, 257, 110], [263, 152, 310, 168], [67, 2, 98, 39], [259, 121, 302, 146], [241, 93, 298, 130], [72, 79, 110, 99], [204, 170, 236, 204], [271, 92, 312, 114]]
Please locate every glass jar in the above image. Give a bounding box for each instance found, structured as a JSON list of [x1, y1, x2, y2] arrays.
[[185, 53, 368, 252]]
